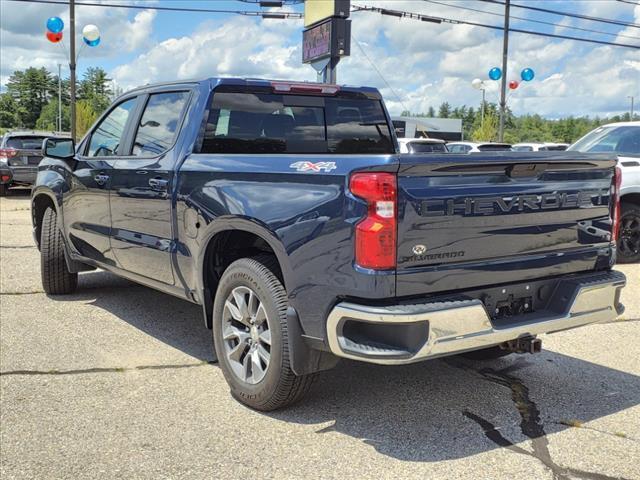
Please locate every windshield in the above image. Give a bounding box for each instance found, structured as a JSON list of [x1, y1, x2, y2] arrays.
[[568, 126, 640, 156], [5, 136, 47, 150]]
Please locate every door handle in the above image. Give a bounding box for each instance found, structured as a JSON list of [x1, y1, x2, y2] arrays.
[[148, 177, 169, 191], [94, 173, 109, 186]]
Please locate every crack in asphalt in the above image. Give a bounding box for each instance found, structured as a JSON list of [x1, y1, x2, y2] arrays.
[[0, 361, 217, 376], [0, 245, 36, 249], [448, 359, 630, 480]]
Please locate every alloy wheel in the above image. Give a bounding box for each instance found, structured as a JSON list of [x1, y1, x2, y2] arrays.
[[619, 212, 640, 257], [222, 286, 272, 384]]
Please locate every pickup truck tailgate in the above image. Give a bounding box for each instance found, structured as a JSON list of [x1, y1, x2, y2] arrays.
[[396, 152, 616, 297]]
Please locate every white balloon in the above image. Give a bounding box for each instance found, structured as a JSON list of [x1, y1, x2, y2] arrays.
[[471, 78, 484, 90], [82, 24, 100, 41]]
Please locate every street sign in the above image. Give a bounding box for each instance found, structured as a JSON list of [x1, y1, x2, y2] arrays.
[[304, 0, 350, 28]]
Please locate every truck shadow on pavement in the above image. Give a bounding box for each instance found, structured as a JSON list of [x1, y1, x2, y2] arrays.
[[58, 271, 639, 472]]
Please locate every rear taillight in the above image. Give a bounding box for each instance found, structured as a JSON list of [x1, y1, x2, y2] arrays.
[[0, 148, 18, 160], [350, 172, 397, 270], [611, 166, 622, 242]]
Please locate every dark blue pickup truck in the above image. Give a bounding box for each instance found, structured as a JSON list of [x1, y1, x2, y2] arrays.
[[32, 78, 626, 410]]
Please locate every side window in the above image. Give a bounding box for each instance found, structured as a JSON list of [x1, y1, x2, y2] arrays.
[[132, 91, 189, 157], [87, 98, 136, 157]]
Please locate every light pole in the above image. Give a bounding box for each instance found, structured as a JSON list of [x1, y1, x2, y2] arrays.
[[498, 0, 510, 142], [57, 63, 62, 132], [628, 96, 635, 120], [471, 78, 487, 130], [69, 0, 77, 140]]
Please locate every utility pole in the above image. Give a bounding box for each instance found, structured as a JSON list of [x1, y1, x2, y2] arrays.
[[57, 63, 62, 132], [69, 0, 77, 140], [628, 96, 635, 120], [498, 0, 510, 142], [481, 88, 486, 130]]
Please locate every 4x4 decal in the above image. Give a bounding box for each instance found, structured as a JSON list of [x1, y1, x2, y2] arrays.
[[289, 161, 337, 173]]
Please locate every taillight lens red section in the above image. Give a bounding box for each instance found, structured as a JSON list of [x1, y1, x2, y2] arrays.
[[0, 148, 18, 159], [611, 166, 622, 242], [350, 172, 397, 270]]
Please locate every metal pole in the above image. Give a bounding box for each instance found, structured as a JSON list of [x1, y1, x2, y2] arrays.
[[481, 88, 485, 130], [69, 0, 77, 140], [629, 96, 635, 119], [323, 57, 339, 84], [58, 63, 62, 132], [498, 0, 510, 142]]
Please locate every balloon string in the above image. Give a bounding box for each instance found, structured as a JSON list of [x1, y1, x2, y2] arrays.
[[76, 41, 86, 63]]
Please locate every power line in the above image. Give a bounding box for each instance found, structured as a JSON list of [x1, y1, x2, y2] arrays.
[[479, 0, 640, 29], [352, 4, 640, 49], [616, 0, 640, 5], [4, 0, 304, 18], [423, 0, 639, 40], [352, 35, 409, 113]]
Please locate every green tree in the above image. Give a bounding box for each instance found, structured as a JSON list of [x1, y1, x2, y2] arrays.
[[0, 93, 21, 129], [6, 67, 55, 128], [78, 67, 112, 115], [75, 99, 99, 139], [472, 109, 499, 141], [427, 106, 435, 117], [438, 102, 451, 118], [35, 101, 70, 131]]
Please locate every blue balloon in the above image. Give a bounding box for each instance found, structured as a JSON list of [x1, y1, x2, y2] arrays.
[[46, 17, 64, 34], [488, 67, 502, 81], [83, 36, 100, 47], [521, 68, 535, 82]]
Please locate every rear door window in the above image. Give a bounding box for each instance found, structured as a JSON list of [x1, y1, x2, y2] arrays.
[[132, 91, 189, 157], [200, 90, 393, 154]]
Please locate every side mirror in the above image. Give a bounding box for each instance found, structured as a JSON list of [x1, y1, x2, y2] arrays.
[[43, 137, 75, 160]]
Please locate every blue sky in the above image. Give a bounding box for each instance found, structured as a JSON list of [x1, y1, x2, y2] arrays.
[[1, 0, 638, 118]]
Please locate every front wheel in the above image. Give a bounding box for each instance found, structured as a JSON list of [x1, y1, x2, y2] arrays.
[[617, 202, 640, 264], [213, 256, 315, 411], [0, 184, 8, 196], [40, 207, 78, 294]]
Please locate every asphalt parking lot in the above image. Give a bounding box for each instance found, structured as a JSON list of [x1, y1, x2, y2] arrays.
[[1, 189, 639, 480]]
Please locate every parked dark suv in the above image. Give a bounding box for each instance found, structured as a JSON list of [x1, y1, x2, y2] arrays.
[[0, 131, 69, 195]]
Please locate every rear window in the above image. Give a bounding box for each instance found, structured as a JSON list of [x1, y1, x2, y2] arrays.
[[5, 136, 48, 150], [407, 142, 447, 153], [200, 91, 393, 154], [477, 144, 512, 151], [512, 145, 533, 152]]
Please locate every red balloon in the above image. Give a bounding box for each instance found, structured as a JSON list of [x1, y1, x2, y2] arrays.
[[46, 31, 63, 43], [509, 80, 519, 90]]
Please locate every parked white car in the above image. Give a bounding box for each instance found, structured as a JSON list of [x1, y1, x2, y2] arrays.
[[398, 137, 448, 153], [568, 121, 640, 263], [512, 142, 569, 152], [447, 141, 512, 153]]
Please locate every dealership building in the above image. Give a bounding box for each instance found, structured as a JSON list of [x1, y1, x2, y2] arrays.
[[392, 116, 463, 141]]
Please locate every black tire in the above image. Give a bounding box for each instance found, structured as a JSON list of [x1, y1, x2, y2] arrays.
[[40, 207, 78, 294], [213, 255, 315, 411], [460, 346, 512, 360], [0, 184, 8, 196], [617, 202, 640, 264]]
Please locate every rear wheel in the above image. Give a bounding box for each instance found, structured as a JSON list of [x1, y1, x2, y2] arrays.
[[0, 184, 8, 196], [40, 207, 78, 294], [213, 255, 315, 411], [617, 202, 640, 263]]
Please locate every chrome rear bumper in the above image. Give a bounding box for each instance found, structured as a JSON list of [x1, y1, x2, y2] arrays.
[[326, 270, 626, 365]]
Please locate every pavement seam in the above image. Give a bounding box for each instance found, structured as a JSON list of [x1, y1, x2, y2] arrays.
[[0, 361, 218, 376], [448, 358, 631, 480]]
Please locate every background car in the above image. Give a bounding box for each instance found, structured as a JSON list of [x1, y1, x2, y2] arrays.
[[398, 137, 448, 153], [0, 130, 69, 196], [568, 121, 640, 263], [512, 142, 569, 151], [447, 141, 512, 153]]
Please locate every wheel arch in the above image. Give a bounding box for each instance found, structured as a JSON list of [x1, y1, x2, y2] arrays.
[[31, 190, 58, 249], [621, 192, 640, 207], [197, 219, 293, 330]]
